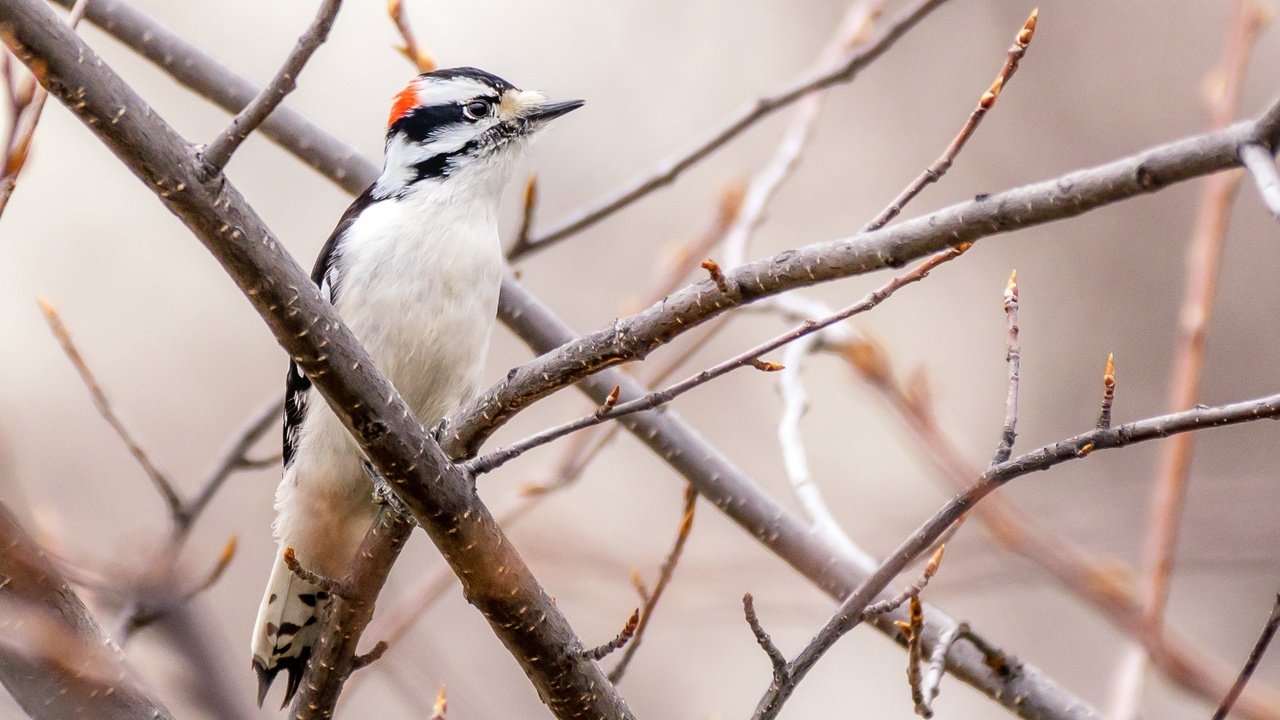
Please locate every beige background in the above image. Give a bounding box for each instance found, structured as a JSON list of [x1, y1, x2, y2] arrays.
[[2, 0, 1279, 718]]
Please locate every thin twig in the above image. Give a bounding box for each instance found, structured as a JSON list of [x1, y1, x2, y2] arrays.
[[282, 547, 346, 598], [1240, 142, 1280, 221], [750, 389, 1280, 720], [744, 593, 788, 678], [351, 640, 389, 671], [177, 395, 282, 536], [1215, 595, 1280, 720], [429, 686, 448, 720], [508, 174, 538, 256], [903, 596, 926, 714], [579, 609, 641, 661], [993, 270, 1021, 465], [1115, 3, 1269, 715], [0, 0, 89, 219], [510, 0, 954, 258], [468, 245, 969, 475], [863, 7, 1039, 232], [1097, 353, 1116, 430], [201, 0, 342, 171], [865, 545, 945, 616], [386, 0, 435, 72], [608, 484, 697, 683], [37, 298, 183, 517]]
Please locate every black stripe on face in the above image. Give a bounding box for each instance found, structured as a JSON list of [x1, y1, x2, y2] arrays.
[[389, 103, 469, 143]]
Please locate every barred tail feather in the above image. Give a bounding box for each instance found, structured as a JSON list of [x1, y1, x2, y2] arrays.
[[251, 549, 330, 708]]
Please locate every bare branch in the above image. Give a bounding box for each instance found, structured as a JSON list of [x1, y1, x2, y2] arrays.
[[1240, 142, 1280, 220], [752, 390, 1280, 719], [201, 0, 342, 172], [1114, 3, 1269, 714], [510, 0, 954, 258], [580, 609, 641, 662], [467, 246, 968, 475], [864, 7, 1039, 231], [904, 596, 927, 715], [608, 484, 697, 683], [992, 270, 1021, 465], [179, 395, 281, 535], [385, 0, 435, 72], [1215, 595, 1280, 720], [743, 593, 788, 678], [0, 501, 175, 720], [37, 297, 183, 517], [507, 173, 538, 256]]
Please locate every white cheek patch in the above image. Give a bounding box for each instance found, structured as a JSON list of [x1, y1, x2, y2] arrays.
[[500, 89, 548, 120]]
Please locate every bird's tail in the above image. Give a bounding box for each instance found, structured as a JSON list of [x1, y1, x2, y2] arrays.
[[250, 547, 330, 708]]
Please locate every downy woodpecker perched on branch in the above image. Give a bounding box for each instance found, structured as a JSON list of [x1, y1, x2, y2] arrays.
[[250, 67, 582, 707]]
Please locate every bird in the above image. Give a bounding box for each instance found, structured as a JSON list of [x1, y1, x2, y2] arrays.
[[250, 66, 582, 708]]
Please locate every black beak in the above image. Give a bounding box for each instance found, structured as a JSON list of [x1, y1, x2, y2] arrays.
[[525, 99, 585, 123]]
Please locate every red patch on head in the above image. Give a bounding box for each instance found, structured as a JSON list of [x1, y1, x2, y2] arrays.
[[387, 80, 420, 127]]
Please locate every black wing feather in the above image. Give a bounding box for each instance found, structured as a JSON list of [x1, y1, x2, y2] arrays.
[[282, 187, 377, 468]]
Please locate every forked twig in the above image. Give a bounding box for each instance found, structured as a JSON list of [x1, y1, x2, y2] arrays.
[[863, 7, 1039, 231], [202, 0, 342, 171]]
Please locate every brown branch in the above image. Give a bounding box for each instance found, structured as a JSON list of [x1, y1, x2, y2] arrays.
[[751, 390, 1280, 720], [0, 0, 87, 219], [608, 484, 697, 683], [178, 396, 282, 536], [385, 0, 435, 72], [507, 173, 538, 256], [1215, 595, 1280, 720], [36, 297, 183, 517], [992, 270, 1021, 465], [0, 5, 632, 719], [0, 500, 175, 720], [743, 593, 788, 678], [580, 609, 641, 662], [811, 314, 1280, 718], [509, 0, 954, 258], [864, 7, 1039, 232], [467, 245, 968, 475], [200, 0, 341, 172], [1116, 3, 1269, 714]]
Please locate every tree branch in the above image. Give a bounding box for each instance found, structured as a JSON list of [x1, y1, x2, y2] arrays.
[[0, 501, 175, 720], [0, 4, 631, 719], [1240, 141, 1280, 221], [751, 391, 1280, 719], [1215, 595, 1280, 720], [200, 0, 341, 172], [509, 0, 955, 258]]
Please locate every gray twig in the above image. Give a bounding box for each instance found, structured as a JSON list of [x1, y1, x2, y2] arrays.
[[580, 609, 640, 662], [992, 270, 1021, 465], [743, 593, 788, 677], [1214, 595, 1280, 720], [201, 0, 342, 172]]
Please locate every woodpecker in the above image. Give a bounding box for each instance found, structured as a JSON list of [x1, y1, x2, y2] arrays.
[[250, 67, 582, 707]]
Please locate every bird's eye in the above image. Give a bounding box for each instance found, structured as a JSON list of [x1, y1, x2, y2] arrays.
[[463, 100, 491, 120]]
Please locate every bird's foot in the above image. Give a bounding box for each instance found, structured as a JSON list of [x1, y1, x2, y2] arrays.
[[363, 461, 417, 524]]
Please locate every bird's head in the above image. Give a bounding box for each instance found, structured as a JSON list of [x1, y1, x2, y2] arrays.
[[376, 67, 582, 199]]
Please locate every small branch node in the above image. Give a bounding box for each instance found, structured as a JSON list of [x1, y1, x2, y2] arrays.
[[750, 358, 785, 372], [866, 544, 946, 616], [700, 258, 732, 294], [351, 640, 389, 671]]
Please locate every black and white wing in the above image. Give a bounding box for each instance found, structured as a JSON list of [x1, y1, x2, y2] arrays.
[[282, 187, 377, 468]]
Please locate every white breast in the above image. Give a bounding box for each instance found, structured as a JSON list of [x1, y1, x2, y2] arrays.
[[335, 187, 502, 422]]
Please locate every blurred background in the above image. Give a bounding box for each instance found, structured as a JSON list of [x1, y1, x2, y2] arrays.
[[2, 0, 1279, 718]]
